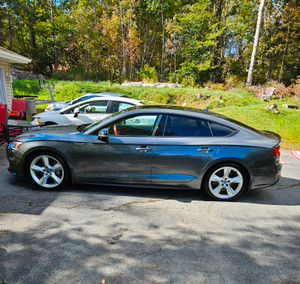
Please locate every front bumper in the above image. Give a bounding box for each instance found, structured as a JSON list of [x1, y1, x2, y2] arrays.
[[6, 143, 25, 178]]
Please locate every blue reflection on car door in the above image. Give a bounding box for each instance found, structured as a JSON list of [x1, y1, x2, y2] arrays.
[[152, 139, 219, 188]]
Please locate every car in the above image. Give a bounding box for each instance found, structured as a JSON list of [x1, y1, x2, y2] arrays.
[[32, 96, 143, 126], [45, 92, 130, 112], [7, 105, 282, 201]]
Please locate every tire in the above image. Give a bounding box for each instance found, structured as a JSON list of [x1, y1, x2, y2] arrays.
[[26, 152, 69, 190], [44, 122, 58, 126], [203, 163, 248, 201]]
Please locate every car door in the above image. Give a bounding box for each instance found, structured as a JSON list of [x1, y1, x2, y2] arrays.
[[81, 113, 162, 184], [62, 100, 110, 124], [151, 114, 220, 188]]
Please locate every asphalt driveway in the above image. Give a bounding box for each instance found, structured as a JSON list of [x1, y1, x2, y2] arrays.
[[0, 146, 299, 284]]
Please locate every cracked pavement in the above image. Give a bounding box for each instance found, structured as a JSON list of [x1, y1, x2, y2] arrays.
[[0, 146, 299, 283]]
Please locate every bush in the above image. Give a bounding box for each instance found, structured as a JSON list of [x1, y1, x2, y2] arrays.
[[205, 81, 225, 90], [181, 75, 196, 87], [137, 64, 158, 83]]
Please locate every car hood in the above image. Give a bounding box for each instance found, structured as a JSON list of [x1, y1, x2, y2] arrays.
[[46, 102, 70, 111], [14, 125, 82, 142], [34, 110, 61, 118]]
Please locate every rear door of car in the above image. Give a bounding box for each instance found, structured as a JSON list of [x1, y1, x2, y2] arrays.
[[151, 114, 221, 188]]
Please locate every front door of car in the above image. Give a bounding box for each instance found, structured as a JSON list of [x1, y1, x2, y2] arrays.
[[151, 114, 220, 187], [81, 113, 162, 184], [63, 100, 110, 124]]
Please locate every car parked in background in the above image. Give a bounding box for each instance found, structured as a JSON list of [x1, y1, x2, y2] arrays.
[[45, 92, 130, 112], [7, 105, 281, 201], [32, 96, 143, 126]]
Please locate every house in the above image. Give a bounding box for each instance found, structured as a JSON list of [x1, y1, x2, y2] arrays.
[[0, 47, 31, 109]]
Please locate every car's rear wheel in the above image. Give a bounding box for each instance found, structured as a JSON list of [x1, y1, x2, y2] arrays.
[[27, 152, 68, 190], [203, 164, 248, 201]]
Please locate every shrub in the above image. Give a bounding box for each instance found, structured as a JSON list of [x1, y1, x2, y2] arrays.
[[205, 81, 225, 90], [137, 64, 158, 83]]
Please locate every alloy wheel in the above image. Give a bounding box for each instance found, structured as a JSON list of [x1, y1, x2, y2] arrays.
[[208, 166, 244, 200], [30, 154, 64, 189]]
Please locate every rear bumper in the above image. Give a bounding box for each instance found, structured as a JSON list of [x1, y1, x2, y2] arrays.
[[251, 162, 282, 189]]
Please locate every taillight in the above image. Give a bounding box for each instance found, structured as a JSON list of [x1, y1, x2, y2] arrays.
[[273, 146, 280, 156]]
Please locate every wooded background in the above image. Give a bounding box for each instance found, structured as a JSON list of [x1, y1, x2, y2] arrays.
[[0, 0, 299, 85]]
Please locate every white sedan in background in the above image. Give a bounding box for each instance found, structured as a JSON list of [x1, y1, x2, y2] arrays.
[[32, 97, 143, 126], [45, 92, 130, 112]]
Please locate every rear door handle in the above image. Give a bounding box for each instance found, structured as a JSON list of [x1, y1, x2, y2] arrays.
[[136, 146, 152, 152], [197, 147, 213, 153]]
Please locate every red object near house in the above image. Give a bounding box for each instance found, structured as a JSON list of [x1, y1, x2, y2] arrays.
[[0, 104, 7, 125], [0, 104, 8, 144], [11, 99, 27, 120]]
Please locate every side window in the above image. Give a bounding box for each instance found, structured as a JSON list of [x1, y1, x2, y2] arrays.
[[164, 115, 212, 137], [110, 101, 134, 113], [77, 101, 109, 114], [106, 114, 161, 136], [209, 122, 234, 136]]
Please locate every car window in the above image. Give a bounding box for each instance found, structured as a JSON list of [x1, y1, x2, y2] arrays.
[[209, 122, 234, 136], [70, 101, 109, 114], [164, 115, 212, 137], [105, 114, 161, 136], [110, 101, 134, 113]]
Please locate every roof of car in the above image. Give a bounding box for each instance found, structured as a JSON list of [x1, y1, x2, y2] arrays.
[[61, 96, 142, 111], [123, 105, 262, 133], [84, 92, 129, 98]]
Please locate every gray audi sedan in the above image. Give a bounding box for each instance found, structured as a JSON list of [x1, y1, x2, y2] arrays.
[[6, 106, 282, 201]]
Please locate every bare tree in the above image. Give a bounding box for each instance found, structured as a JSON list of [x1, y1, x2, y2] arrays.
[[246, 0, 265, 87]]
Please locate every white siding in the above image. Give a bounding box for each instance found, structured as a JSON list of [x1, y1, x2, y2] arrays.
[[0, 60, 13, 109]]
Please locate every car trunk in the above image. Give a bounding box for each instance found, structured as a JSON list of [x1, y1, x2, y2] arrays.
[[260, 130, 281, 146]]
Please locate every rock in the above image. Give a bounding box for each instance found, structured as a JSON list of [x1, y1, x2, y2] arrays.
[[266, 103, 280, 114]]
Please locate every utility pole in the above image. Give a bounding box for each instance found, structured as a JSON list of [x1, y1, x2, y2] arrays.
[[246, 0, 265, 87]]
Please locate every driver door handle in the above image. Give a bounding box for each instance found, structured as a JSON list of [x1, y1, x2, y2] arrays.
[[197, 147, 213, 153], [136, 146, 152, 152]]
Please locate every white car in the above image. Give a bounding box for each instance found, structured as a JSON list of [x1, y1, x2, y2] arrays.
[[45, 92, 130, 112], [33, 97, 143, 126]]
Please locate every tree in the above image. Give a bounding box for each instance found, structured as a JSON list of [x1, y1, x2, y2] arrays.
[[246, 0, 265, 87]]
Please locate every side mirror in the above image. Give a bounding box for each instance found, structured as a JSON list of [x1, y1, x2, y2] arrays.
[[98, 128, 109, 141], [73, 107, 80, 117]]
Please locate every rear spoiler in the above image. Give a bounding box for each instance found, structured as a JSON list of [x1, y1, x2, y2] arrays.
[[260, 130, 281, 144]]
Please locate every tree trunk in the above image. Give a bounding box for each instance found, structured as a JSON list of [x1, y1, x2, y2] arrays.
[[246, 0, 265, 87], [160, 1, 165, 81], [279, 24, 290, 83], [120, 5, 126, 80], [7, 10, 13, 50]]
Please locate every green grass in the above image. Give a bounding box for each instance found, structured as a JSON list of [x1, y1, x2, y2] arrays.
[[13, 80, 300, 149]]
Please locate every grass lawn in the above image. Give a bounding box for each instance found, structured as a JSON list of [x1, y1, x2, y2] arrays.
[[13, 80, 300, 149]]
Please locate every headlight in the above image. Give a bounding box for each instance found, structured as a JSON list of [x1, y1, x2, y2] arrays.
[[31, 117, 42, 125], [11, 141, 22, 150], [45, 105, 53, 112]]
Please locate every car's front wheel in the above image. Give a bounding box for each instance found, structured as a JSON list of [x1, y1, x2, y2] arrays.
[[27, 152, 68, 190], [203, 164, 248, 201]]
